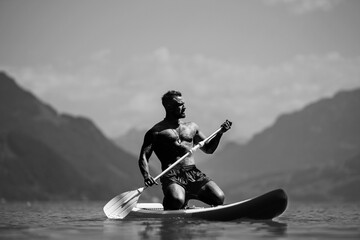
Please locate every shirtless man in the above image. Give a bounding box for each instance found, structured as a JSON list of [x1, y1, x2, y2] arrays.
[[138, 90, 232, 210]]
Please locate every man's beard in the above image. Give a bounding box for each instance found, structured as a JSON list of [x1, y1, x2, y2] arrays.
[[179, 110, 186, 118]]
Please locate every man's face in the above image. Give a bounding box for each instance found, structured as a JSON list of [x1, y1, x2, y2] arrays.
[[167, 96, 186, 119]]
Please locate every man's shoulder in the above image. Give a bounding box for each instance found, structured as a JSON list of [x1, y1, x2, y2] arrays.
[[183, 121, 199, 130], [147, 120, 199, 133], [146, 121, 166, 134]]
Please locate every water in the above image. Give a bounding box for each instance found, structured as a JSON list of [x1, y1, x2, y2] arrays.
[[0, 201, 359, 240]]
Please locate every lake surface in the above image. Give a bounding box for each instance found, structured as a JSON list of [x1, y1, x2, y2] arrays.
[[0, 201, 359, 240]]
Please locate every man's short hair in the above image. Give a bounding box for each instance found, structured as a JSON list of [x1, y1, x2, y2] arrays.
[[162, 90, 182, 108]]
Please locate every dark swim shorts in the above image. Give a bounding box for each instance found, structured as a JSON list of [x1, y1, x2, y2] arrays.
[[160, 165, 211, 198]]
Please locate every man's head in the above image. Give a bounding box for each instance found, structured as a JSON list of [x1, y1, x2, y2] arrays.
[[162, 90, 186, 119]]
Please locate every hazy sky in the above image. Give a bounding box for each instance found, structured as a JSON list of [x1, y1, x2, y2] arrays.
[[1, 0, 360, 141]]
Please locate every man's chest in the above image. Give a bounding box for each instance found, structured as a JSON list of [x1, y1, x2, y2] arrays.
[[157, 125, 196, 143]]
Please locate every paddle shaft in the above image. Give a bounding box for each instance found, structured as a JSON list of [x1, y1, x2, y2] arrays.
[[152, 127, 223, 182]]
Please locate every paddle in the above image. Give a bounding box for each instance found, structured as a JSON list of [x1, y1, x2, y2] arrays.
[[103, 127, 223, 219]]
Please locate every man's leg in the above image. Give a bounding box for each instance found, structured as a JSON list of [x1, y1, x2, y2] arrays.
[[197, 181, 225, 206], [162, 183, 186, 210]]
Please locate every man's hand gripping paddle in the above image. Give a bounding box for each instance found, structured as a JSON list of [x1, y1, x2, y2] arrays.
[[103, 127, 223, 219]]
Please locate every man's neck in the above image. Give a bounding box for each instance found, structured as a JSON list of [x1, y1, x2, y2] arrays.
[[164, 116, 181, 125]]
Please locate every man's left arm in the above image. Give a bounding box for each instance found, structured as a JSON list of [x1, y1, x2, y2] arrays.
[[196, 120, 232, 154]]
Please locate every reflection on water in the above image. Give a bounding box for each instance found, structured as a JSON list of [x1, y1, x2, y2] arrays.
[[103, 218, 287, 240], [1, 201, 359, 240]]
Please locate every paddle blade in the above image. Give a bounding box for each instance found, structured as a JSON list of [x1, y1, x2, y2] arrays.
[[103, 187, 144, 219]]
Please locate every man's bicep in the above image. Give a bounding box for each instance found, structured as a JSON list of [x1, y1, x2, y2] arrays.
[[193, 125, 206, 144], [140, 131, 154, 159], [141, 144, 153, 160]]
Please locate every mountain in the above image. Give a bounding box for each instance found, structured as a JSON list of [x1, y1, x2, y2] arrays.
[[113, 128, 145, 156], [3, 70, 358, 203], [223, 153, 360, 203], [0, 131, 93, 200], [0, 71, 150, 201], [202, 88, 360, 202]]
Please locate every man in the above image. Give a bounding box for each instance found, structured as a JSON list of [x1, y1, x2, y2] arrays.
[[138, 90, 232, 210]]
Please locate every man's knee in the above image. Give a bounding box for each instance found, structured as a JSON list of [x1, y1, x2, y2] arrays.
[[163, 184, 186, 210], [199, 181, 225, 206], [163, 195, 185, 210], [215, 190, 225, 205]]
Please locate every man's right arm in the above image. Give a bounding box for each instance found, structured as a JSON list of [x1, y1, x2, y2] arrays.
[[138, 130, 158, 186]]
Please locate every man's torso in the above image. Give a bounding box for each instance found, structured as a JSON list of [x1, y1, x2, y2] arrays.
[[151, 120, 198, 170]]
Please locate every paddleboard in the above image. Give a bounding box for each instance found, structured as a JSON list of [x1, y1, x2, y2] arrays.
[[125, 189, 287, 221]]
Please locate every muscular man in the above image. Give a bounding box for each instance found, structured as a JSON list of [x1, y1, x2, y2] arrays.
[[138, 90, 232, 210]]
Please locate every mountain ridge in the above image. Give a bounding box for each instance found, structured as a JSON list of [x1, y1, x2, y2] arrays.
[[0, 71, 147, 201], [201, 88, 360, 202], [1, 71, 359, 202]]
